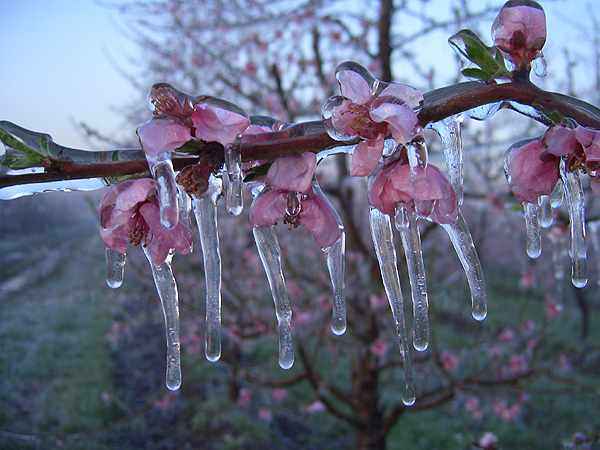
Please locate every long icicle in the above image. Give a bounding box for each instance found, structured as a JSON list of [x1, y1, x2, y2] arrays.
[[325, 233, 347, 335], [224, 143, 244, 216], [431, 115, 464, 205], [369, 208, 415, 406], [523, 202, 542, 258], [395, 206, 429, 352], [142, 248, 181, 390], [589, 222, 600, 286], [253, 226, 294, 369], [312, 180, 347, 335], [440, 211, 487, 321], [550, 180, 564, 208], [538, 195, 553, 228], [148, 152, 179, 229], [560, 160, 587, 288], [105, 248, 126, 289], [193, 176, 223, 362]]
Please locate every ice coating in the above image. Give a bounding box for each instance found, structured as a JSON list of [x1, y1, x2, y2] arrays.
[[325, 233, 347, 335], [224, 143, 244, 216], [431, 116, 464, 205], [193, 176, 223, 362], [523, 202, 542, 258], [538, 195, 553, 228], [395, 206, 429, 351], [105, 248, 126, 289], [369, 208, 415, 406], [253, 226, 294, 369], [143, 248, 182, 391], [560, 160, 587, 288], [440, 212, 487, 321]]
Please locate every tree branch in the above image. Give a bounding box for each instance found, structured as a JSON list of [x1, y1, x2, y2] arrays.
[[2, 80, 599, 189]]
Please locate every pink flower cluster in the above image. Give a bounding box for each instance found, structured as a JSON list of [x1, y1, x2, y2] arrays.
[[99, 179, 192, 265], [506, 125, 600, 203], [323, 62, 423, 177], [249, 152, 342, 248]]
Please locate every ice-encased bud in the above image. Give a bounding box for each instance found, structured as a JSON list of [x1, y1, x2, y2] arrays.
[[492, 0, 546, 69]]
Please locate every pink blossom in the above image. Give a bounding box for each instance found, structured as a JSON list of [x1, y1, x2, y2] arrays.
[[137, 118, 192, 157], [440, 350, 460, 372], [492, 0, 546, 69], [258, 408, 272, 422], [305, 400, 326, 414], [191, 102, 250, 145], [249, 153, 343, 248], [542, 125, 578, 157], [493, 400, 522, 422], [505, 138, 559, 203], [98, 179, 192, 266], [370, 339, 389, 357], [575, 125, 600, 162], [465, 397, 483, 420], [325, 63, 423, 176], [478, 432, 499, 449], [368, 159, 458, 224], [271, 388, 288, 402]]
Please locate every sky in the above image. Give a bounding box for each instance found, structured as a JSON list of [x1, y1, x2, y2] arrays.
[[0, 0, 595, 151]]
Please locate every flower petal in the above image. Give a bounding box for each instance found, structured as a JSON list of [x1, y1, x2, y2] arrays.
[[192, 103, 250, 145], [337, 69, 372, 104], [575, 126, 600, 162], [137, 118, 192, 157], [249, 189, 287, 227], [369, 101, 419, 144], [543, 125, 578, 157], [351, 137, 385, 177], [378, 82, 424, 108], [299, 192, 342, 248], [265, 152, 316, 193], [506, 138, 559, 203]]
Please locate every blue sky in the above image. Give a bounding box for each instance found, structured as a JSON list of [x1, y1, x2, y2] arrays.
[[0, 1, 594, 150]]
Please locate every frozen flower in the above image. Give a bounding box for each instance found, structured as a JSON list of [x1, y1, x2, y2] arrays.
[[505, 138, 559, 203], [98, 179, 192, 266], [137, 117, 192, 158], [575, 125, 600, 162], [249, 153, 343, 248], [368, 159, 458, 224], [542, 125, 578, 158], [492, 0, 546, 69], [323, 61, 423, 176], [191, 102, 250, 146]]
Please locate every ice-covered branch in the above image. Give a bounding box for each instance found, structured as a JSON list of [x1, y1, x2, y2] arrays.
[[2, 80, 599, 190]]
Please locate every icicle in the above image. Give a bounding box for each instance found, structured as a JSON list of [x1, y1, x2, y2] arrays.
[[560, 161, 587, 288], [532, 53, 547, 78], [538, 195, 553, 228], [105, 248, 126, 289], [224, 143, 244, 216], [440, 211, 487, 321], [311, 180, 347, 335], [177, 185, 192, 227], [192, 176, 223, 362], [550, 181, 564, 208], [369, 208, 415, 406], [395, 206, 429, 352], [324, 233, 347, 336], [142, 248, 181, 391], [253, 226, 294, 369], [147, 152, 179, 229], [431, 116, 464, 205], [523, 202, 542, 258], [589, 223, 600, 286]]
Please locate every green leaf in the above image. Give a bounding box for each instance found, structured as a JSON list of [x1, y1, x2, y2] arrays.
[[461, 68, 492, 81], [449, 29, 508, 79]]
